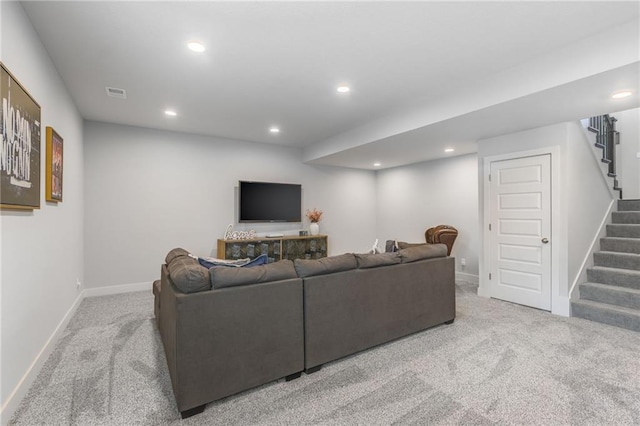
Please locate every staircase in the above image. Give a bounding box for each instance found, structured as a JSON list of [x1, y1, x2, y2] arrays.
[[572, 199, 640, 332]]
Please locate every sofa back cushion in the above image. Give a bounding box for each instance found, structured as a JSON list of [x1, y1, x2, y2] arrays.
[[355, 252, 401, 269], [397, 241, 427, 250], [210, 259, 297, 289], [398, 243, 447, 263], [294, 253, 357, 278], [167, 255, 211, 293]]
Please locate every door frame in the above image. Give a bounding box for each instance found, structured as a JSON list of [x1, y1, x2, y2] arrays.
[[479, 146, 569, 316]]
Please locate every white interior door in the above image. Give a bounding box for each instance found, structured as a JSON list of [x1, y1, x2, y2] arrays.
[[489, 154, 551, 311]]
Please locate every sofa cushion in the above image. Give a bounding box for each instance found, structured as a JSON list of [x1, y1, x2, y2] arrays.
[[165, 247, 190, 265], [167, 256, 211, 293], [355, 252, 401, 269], [294, 253, 357, 278], [399, 243, 447, 263], [397, 241, 427, 250], [210, 259, 297, 289]]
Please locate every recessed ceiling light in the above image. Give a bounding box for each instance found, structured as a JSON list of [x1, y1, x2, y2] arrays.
[[164, 110, 177, 117], [337, 86, 350, 93], [444, 148, 455, 153], [269, 127, 280, 134], [373, 162, 381, 167], [611, 90, 632, 99], [187, 41, 206, 53]]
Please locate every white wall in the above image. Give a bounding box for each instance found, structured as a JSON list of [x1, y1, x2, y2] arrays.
[[0, 2, 84, 422], [83, 121, 377, 289], [565, 122, 615, 289], [376, 154, 479, 280], [613, 107, 640, 200]]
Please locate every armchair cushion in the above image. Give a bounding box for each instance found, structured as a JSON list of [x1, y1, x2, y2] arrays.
[[425, 225, 458, 256]]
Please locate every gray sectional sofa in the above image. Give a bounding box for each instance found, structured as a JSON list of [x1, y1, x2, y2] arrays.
[[155, 244, 455, 418]]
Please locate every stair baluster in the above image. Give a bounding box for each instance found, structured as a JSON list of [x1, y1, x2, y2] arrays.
[[589, 114, 622, 199]]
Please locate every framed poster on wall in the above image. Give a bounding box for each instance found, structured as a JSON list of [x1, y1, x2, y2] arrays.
[[46, 127, 63, 202], [1, 62, 41, 210]]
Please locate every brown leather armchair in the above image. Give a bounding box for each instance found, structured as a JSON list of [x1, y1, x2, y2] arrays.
[[425, 225, 458, 256]]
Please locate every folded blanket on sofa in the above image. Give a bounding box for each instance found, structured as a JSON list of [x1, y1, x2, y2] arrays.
[[194, 253, 268, 269]]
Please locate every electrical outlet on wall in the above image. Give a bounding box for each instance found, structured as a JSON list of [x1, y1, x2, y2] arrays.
[[76, 278, 81, 289], [461, 258, 466, 268]]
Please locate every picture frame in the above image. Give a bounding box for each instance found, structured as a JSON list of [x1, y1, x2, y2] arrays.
[[1, 62, 41, 210], [46, 127, 63, 202]]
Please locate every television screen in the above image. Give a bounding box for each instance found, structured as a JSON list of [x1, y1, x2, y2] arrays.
[[239, 181, 302, 223]]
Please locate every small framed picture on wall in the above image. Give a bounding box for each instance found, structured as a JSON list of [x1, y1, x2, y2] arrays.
[[46, 126, 63, 202]]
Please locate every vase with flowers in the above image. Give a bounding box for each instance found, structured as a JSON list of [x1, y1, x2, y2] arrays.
[[306, 208, 323, 236]]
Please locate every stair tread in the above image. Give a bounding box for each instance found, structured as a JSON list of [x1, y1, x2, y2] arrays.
[[572, 299, 640, 316], [581, 282, 640, 295], [589, 265, 640, 273], [598, 251, 640, 257], [602, 237, 640, 241]]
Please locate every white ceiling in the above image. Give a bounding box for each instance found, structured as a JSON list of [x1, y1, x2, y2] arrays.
[[21, 1, 640, 170]]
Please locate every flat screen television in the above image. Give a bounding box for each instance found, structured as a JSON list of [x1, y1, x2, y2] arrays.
[[239, 181, 302, 223]]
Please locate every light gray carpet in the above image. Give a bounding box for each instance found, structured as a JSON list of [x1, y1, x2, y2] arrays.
[[10, 282, 640, 425]]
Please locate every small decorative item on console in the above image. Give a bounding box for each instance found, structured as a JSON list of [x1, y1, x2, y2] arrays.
[[306, 208, 323, 236], [223, 224, 257, 240]]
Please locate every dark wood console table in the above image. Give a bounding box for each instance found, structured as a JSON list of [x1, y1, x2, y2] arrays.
[[217, 235, 328, 263]]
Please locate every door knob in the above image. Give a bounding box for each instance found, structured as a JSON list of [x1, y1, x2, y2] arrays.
[[541, 238, 549, 244]]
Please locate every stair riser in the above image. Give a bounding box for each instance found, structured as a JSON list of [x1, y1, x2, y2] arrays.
[[586, 269, 640, 290], [607, 224, 640, 238], [612, 212, 640, 224], [580, 285, 640, 310], [572, 302, 640, 332], [600, 238, 640, 254], [618, 200, 640, 211], [593, 252, 640, 271]]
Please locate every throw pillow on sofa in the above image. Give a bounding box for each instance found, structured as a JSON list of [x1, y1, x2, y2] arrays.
[[210, 259, 297, 289], [294, 253, 357, 278], [165, 247, 191, 264], [167, 256, 211, 293], [398, 243, 447, 263], [355, 252, 401, 269]]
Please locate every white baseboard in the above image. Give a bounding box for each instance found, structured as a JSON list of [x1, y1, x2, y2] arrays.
[[83, 281, 152, 298], [0, 291, 84, 426], [455, 271, 479, 284], [552, 296, 571, 318]]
